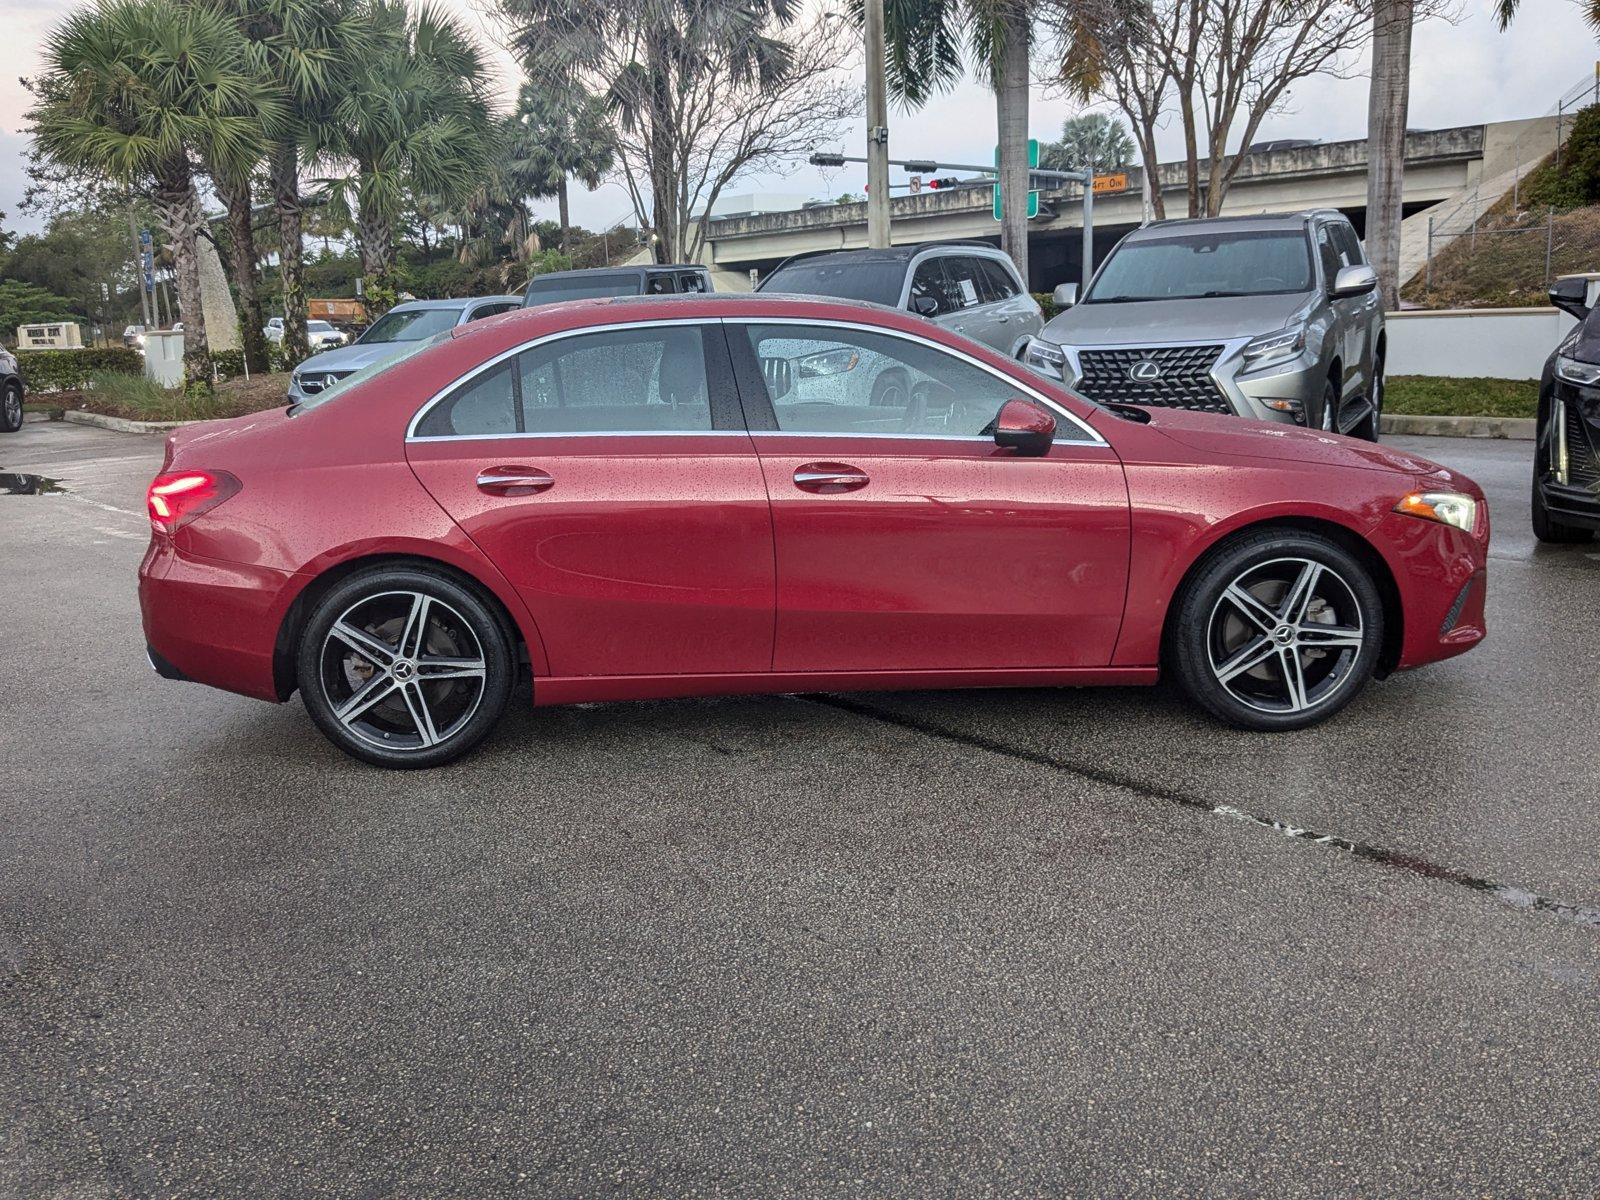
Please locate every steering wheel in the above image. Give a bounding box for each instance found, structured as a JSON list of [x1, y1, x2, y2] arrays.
[[899, 385, 929, 432]]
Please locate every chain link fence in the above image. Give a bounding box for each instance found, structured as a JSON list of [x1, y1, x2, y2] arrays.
[[1404, 203, 1600, 308]]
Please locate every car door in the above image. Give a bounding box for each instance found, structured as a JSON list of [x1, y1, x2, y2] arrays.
[[1331, 221, 1378, 391], [727, 317, 1131, 674], [931, 254, 1004, 351], [405, 320, 774, 679], [973, 255, 1042, 354], [1315, 222, 1362, 403]]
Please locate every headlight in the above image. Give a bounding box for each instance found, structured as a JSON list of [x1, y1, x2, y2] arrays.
[[1242, 326, 1307, 369], [1026, 338, 1066, 377], [1395, 491, 1480, 535], [797, 348, 859, 378], [1554, 354, 1600, 386]]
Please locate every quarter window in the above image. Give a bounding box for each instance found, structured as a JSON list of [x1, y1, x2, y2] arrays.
[[415, 325, 715, 437], [975, 257, 1019, 302], [741, 323, 1083, 440]]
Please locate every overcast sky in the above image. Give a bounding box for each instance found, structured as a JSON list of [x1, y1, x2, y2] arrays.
[[1, 0, 1598, 238]]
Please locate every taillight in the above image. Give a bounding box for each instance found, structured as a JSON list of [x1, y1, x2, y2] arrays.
[[146, 470, 240, 532]]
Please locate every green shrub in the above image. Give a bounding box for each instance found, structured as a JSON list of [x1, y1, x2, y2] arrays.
[[1033, 292, 1062, 321], [17, 347, 143, 391], [1527, 104, 1600, 209], [84, 370, 224, 421]]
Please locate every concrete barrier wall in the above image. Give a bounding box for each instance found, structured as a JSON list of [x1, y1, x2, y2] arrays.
[[1384, 307, 1573, 380]]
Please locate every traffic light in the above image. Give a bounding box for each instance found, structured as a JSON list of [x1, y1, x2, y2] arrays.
[[926, 177, 962, 190]]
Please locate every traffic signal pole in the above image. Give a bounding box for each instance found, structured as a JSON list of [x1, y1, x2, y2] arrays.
[[863, 0, 891, 249]]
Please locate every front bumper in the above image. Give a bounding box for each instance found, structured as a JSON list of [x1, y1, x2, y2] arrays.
[[1538, 477, 1600, 530], [139, 536, 297, 702], [1028, 335, 1326, 426]]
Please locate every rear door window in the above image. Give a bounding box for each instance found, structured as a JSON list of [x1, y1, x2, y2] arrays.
[[939, 257, 987, 309], [909, 259, 959, 315]]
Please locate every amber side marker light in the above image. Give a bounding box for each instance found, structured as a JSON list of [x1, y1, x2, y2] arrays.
[[147, 470, 240, 532], [1394, 491, 1481, 536]]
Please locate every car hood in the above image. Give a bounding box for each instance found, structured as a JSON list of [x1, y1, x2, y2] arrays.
[[1124, 405, 1458, 480], [1042, 292, 1313, 347], [293, 341, 413, 375]]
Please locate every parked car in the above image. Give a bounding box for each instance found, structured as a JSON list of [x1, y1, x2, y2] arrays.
[[264, 317, 284, 344], [1532, 275, 1600, 542], [140, 294, 1488, 768], [758, 243, 1043, 360], [286, 296, 521, 404], [523, 265, 712, 307], [0, 348, 23, 433], [306, 319, 349, 350], [123, 324, 146, 349], [1027, 210, 1385, 440]]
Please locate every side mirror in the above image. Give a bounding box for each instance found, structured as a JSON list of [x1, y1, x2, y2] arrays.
[[1330, 263, 1377, 298], [993, 398, 1056, 456], [1052, 283, 1079, 309], [911, 295, 939, 318], [1549, 275, 1592, 320]]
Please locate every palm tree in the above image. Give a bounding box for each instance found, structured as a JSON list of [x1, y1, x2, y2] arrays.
[[507, 82, 616, 252], [502, 0, 799, 264], [1365, 0, 1414, 311], [872, 0, 1041, 282], [319, 0, 496, 312], [30, 0, 281, 382], [208, 160, 272, 373], [207, 0, 371, 364]]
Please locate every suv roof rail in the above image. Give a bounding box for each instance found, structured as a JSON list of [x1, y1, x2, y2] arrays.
[[761, 238, 1007, 280], [1143, 208, 1347, 230]]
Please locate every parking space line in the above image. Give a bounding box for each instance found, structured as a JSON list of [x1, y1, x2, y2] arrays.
[[799, 693, 1600, 932]]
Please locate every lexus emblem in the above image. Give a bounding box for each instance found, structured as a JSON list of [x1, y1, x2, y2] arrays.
[[1128, 359, 1163, 383]]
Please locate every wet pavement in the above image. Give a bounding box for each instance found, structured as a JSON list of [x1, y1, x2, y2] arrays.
[[2, 420, 1598, 1197]]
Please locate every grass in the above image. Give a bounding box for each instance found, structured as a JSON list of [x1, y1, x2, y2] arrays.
[[46, 369, 296, 423], [1384, 375, 1538, 419]]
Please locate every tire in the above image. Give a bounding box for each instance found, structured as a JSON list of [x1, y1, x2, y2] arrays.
[[870, 367, 909, 407], [0, 381, 22, 433], [1168, 529, 1384, 732], [1532, 474, 1593, 543], [1352, 355, 1383, 442], [296, 566, 514, 768], [1318, 378, 1338, 433]]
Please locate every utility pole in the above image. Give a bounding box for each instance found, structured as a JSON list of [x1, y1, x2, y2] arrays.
[[863, 0, 891, 249]]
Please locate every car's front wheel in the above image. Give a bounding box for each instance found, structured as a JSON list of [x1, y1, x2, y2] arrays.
[[1, 381, 23, 433], [1168, 530, 1384, 731], [296, 566, 514, 767]]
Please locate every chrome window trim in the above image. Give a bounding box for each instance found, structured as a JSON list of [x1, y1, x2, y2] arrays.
[[405, 317, 719, 442], [725, 315, 1108, 447]]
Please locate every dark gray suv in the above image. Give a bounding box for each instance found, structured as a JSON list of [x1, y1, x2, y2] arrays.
[[1026, 210, 1385, 440]]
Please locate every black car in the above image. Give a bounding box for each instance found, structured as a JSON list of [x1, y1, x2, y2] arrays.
[[523, 265, 713, 307], [1, 348, 23, 434], [1535, 276, 1600, 542]]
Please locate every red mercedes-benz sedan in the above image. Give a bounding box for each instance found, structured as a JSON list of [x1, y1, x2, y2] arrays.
[[139, 295, 1488, 767]]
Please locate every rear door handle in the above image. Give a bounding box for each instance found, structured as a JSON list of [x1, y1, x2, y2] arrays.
[[477, 467, 554, 495], [794, 462, 869, 493]]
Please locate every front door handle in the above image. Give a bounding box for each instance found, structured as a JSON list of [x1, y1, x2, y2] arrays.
[[477, 467, 554, 496], [996, 315, 1011, 324], [794, 462, 869, 494]]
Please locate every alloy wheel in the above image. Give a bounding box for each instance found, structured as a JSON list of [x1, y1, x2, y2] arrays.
[[3, 385, 21, 428], [1205, 557, 1365, 715], [318, 590, 487, 752]]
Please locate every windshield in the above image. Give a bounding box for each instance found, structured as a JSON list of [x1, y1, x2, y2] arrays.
[[760, 260, 904, 307], [1086, 231, 1314, 302], [525, 274, 641, 305], [308, 320, 334, 332], [358, 306, 461, 344], [292, 331, 450, 413]]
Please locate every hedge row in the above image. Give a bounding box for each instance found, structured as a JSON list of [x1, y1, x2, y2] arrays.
[[17, 347, 143, 391]]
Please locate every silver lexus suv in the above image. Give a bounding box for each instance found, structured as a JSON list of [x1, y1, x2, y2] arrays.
[[1026, 210, 1385, 440]]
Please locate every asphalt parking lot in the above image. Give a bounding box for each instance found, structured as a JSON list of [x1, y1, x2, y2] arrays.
[[2, 419, 1598, 1197]]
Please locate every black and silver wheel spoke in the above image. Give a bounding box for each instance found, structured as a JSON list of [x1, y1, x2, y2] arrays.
[[329, 620, 397, 667], [1206, 557, 1365, 716]]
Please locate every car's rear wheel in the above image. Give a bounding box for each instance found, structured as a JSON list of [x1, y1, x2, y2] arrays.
[[1, 381, 22, 433], [1352, 355, 1384, 442], [296, 567, 514, 768], [870, 367, 909, 407], [1169, 530, 1384, 731]]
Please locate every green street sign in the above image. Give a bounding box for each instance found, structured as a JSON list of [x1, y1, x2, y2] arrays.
[[993, 138, 1041, 221]]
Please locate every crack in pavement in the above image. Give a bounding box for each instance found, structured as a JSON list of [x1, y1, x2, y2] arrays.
[[799, 693, 1600, 932]]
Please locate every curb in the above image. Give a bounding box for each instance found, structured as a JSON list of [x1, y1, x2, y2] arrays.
[[60, 409, 201, 435], [22, 409, 63, 423], [1380, 413, 1535, 440]]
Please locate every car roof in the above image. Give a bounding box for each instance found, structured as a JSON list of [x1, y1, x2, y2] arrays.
[[392, 295, 520, 311], [526, 266, 708, 283], [772, 240, 1005, 269], [1127, 210, 1345, 239]]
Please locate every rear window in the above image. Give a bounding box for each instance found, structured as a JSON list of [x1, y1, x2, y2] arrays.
[[292, 332, 450, 413], [759, 260, 905, 307], [524, 274, 642, 306], [358, 307, 461, 344]]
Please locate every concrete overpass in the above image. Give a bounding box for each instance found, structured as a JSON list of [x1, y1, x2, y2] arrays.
[[702, 117, 1560, 292]]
